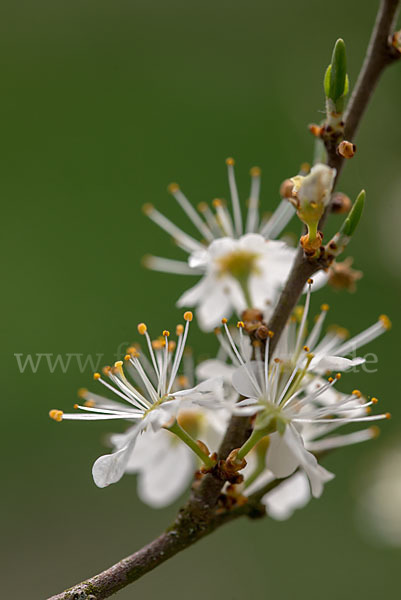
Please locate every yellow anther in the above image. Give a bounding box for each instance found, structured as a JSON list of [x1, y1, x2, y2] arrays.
[[124, 354, 131, 361], [226, 157, 235, 166], [306, 353, 314, 360], [168, 182, 180, 194], [321, 303, 330, 311], [237, 321, 245, 328], [142, 203, 154, 215], [178, 375, 189, 387], [366, 406, 372, 414], [212, 198, 223, 207], [198, 202, 208, 212], [386, 412, 392, 419], [274, 358, 281, 363], [184, 311, 193, 322], [250, 166, 261, 177], [137, 323, 147, 335], [176, 324, 184, 336], [267, 330, 274, 338], [221, 318, 228, 324], [127, 347, 140, 358], [379, 314, 392, 330], [328, 377, 334, 383], [371, 397, 378, 404], [84, 399, 95, 408], [307, 278, 314, 285], [49, 409, 63, 422], [352, 389, 362, 398], [93, 372, 101, 380], [303, 345, 310, 352], [77, 388, 88, 398], [168, 341, 176, 352], [335, 373, 341, 380], [114, 360, 123, 368], [163, 330, 170, 337], [152, 339, 163, 350], [73, 403, 79, 409]]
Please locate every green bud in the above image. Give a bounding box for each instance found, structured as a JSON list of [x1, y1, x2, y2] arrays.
[[340, 189, 365, 237], [324, 39, 348, 113]]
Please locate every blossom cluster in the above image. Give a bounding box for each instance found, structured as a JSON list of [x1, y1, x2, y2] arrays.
[[50, 160, 391, 519]]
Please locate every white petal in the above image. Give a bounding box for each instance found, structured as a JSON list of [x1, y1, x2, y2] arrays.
[[313, 355, 365, 372], [196, 359, 236, 383], [174, 377, 224, 406], [137, 434, 195, 508], [196, 283, 237, 330], [283, 425, 334, 498], [177, 275, 212, 306], [262, 471, 311, 521], [92, 426, 140, 488], [265, 431, 300, 478], [232, 361, 263, 398]]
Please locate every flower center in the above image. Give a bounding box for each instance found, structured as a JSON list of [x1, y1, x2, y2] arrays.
[[255, 400, 289, 434], [216, 250, 260, 280]]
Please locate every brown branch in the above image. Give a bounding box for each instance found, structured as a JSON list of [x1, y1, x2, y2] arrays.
[[327, 0, 400, 176], [48, 2, 400, 598]]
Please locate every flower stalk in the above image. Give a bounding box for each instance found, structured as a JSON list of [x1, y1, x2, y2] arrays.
[[167, 420, 216, 469]]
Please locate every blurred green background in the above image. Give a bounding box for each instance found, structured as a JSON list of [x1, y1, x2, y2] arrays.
[[3, 1, 401, 598]]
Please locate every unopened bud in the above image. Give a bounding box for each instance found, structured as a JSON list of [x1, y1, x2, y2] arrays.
[[391, 30, 401, 52], [308, 123, 324, 138], [337, 140, 356, 159], [292, 164, 336, 228], [331, 192, 352, 214]]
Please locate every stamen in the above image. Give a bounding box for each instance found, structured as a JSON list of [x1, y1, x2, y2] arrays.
[[226, 157, 243, 236], [294, 282, 312, 358], [259, 199, 295, 240], [168, 182, 214, 242], [334, 316, 390, 356], [143, 204, 203, 253], [213, 199, 235, 237], [197, 202, 223, 237], [167, 312, 192, 393], [246, 166, 261, 233], [143, 255, 201, 275]]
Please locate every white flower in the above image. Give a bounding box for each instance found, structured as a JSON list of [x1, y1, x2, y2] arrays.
[[218, 317, 389, 498], [143, 159, 326, 330], [49, 312, 224, 488]]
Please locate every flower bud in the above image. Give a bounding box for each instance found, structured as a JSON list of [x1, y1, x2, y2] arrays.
[[337, 140, 356, 159], [292, 164, 336, 228], [331, 192, 352, 214], [391, 30, 401, 53]]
